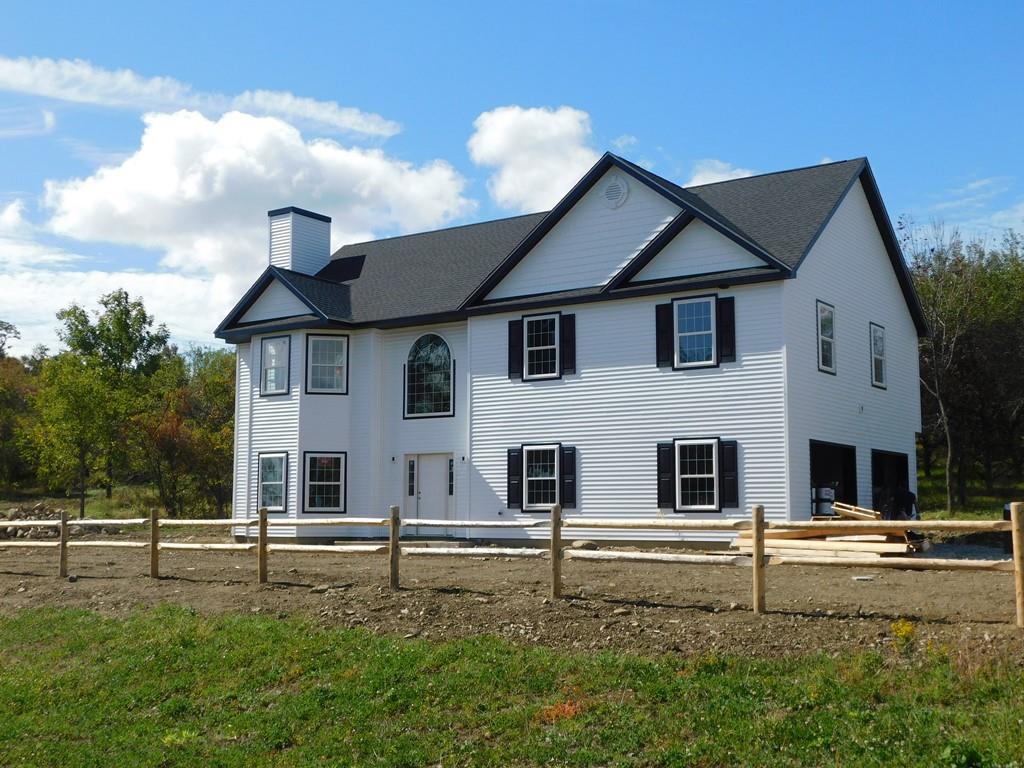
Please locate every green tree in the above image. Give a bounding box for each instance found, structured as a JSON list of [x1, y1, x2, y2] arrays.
[[0, 356, 36, 488], [29, 354, 107, 517], [0, 320, 20, 358], [57, 290, 170, 497]]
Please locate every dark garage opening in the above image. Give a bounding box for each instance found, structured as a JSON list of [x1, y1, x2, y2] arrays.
[[809, 440, 858, 514], [871, 450, 909, 517]]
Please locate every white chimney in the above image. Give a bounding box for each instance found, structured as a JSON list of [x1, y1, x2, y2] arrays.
[[267, 206, 331, 275]]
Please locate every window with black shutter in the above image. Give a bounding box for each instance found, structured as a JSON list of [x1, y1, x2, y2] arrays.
[[656, 294, 737, 370], [717, 297, 735, 363], [560, 314, 576, 375], [657, 442, 675, 509], [718, 440, 739, 508], [507, 319, 523, 379], [662, 437, 738, 512], [560, 445, 576, 508], [507, 447, 523, 508]]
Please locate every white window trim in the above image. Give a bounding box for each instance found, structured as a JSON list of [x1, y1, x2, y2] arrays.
[[303, 452, 346, 513], [260, 336, 290, 395], [523, 443, 560, 512], [672, 297, 717, 369], [306, 334, 349, 394], [257, 452, 287, 513], [817, 301, 836, 374], [674, 438, 719, 512], [523, 313, 560, 380], [870, 322, 886, 389]]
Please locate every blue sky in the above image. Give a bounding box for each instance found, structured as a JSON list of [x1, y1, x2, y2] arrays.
[[0, 1, 1021, 354]]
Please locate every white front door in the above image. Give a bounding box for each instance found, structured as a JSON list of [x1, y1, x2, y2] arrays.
[[406, 453, 452, 535]]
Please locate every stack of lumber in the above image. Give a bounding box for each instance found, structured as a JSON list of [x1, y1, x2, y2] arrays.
[[733, 502, 928, 559]]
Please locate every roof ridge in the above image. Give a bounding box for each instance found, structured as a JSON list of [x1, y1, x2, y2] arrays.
[[684, 157, 866, 190], [335, 211, 548, 252]]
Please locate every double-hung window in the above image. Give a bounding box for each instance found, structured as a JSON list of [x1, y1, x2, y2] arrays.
[[523, 314, 559, 379], [258, 453, 287, 512], [870, 322, 886, 388], [304, 452, 346, 512], [523, 444, 559, 511], [675, 438, 718, 511], [817, 301, 836, 374], [306, 335, 348, 394], [261, 336, 290, 395], [674, 297, 716, 367]]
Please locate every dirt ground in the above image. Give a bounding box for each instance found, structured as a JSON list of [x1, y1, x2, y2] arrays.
[[1, 535, 1022, 660]]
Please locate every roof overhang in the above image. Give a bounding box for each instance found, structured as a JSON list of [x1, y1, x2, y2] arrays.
[[214, 266, 330, 340]]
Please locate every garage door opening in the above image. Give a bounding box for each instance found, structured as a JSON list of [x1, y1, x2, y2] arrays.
[[871, 450, 909, 517], [809, 440, 858, 515]]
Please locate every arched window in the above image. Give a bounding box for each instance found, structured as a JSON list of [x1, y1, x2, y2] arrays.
[[405, 334, 453, 416]]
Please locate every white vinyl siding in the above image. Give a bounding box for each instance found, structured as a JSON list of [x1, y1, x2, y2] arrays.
[[675, 438, 718, 511], [240, 280, 309, 323], [524, 444, 559, 511], [304, 453, 346, 512], [486, 168, 679, 299], [307, 335, 348, 393], [258, 453, 287, 512], [635, 219, 765, 282], [524, 314, 559, 379], [817, 301, 836, 374], [269, 211, 331, 275], [674, 296, 716, 367], [261, 336, 290, 395], [870, 323, 886, 388]]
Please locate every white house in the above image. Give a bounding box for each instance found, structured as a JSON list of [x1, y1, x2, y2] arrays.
[[215, 153, 926, 541]]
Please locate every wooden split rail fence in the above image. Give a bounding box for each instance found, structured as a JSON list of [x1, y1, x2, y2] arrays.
[[2, 503, 1023, 627]]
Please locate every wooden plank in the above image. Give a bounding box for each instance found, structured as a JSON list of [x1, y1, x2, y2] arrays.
[[70, 518, 148, 527], [401, 518, 549, 529], [58, 509, 68, 578], [751, 504, 765, 615], [769, 555, 1013, 572], [401, 546, 549, 559], [159, 518, 254, 527], [1012, 503, 1024, 628], [753, 546, 883, 559], [257, 508, 268, 584], [267, 517, 389, 527], [561, 518, 751, 531], [550, 504, 562, 600], [149, 508, 159, 578], [388, 506, 400, 591], [67, 541, 148, 549], [831, 502, 881, 520], [0, 519, 62, 528], [767, 519, 1010, 533], [739, 527, 906, 540], [736, 538, 910, 554], [0, 541, 59, 548], [267, 544, 386, 554], [159, 542, 256, 551], [564, 550, 750, 567]]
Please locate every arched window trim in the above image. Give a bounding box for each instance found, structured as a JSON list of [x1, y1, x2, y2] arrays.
[[403, 333, 455, 419]]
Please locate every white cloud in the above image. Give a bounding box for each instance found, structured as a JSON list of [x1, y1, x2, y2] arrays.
[[467, 105, 600, 212], [0, 199, 83, 268], [0, 106, 56, 138], [684, 159, 756, 187], [42, 110, 476, 279], [0, 56, 399, 137], [820, 156, 834, 164], [612, 134, 638, 151]]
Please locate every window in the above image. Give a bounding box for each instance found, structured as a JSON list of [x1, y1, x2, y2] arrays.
[[407, 459, 416, 496], [261, 336, 290, 395], [448, 458, 454, 496], [675, 439, 718, 511], [524, 444, 559, 511], [870, 323, 886, 388], [405, 334, 453, 417], [674, 297, 716, 367], [306, 335, 348, 394], [304, 452, 346, 512], [817, 301, 836, 374], [258, 453, 287, 512], [524, 313, 559, 379]]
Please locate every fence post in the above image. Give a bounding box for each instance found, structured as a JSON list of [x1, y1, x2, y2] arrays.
[[58, 509, 68, 578], [751, 504, 765, 614], [149, 508, 159, 579], [257, 507, 268, 585], [550, 503, 562, 600], [1012, 502, 1024, 628], [388, 505, 401, 590]]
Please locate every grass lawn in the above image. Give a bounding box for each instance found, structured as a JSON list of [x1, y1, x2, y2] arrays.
[[0, 607, 1021, 767], [0, 485, 159, 520], [917, 469, 1024, 519]]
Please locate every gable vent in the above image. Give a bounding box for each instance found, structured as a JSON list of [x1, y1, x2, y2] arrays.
[[601, 174, 629, 209]]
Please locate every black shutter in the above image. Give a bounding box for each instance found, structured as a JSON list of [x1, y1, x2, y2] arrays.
[[507, 447, 523, 508], [508, 319, 523, 379], [719, 440, 739, 508], [560, 314, 576, 375], [656, 303, 673, 367], [657, 442, 675, 509], [717, 297, 736, 363], [560, 445, 577, 508]]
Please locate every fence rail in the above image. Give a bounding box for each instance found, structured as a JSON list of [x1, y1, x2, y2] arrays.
[[0, 503, 1022, 627]]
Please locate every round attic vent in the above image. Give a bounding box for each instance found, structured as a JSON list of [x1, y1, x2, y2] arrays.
[[601, 174, 629, 209]]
